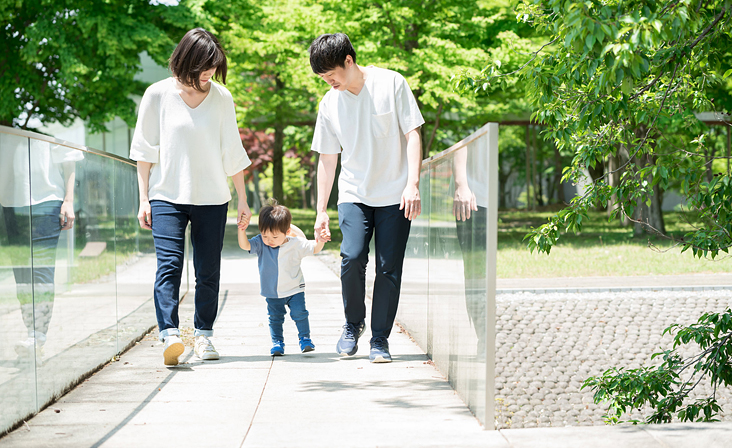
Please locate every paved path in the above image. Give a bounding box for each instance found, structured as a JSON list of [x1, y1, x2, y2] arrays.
[[2, 250, 732, 446]]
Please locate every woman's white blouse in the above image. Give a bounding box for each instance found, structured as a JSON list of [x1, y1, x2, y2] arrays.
[[130, 78, 251, 205]]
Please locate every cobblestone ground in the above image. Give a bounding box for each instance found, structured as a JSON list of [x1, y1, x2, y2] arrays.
[[495, 290, 732, 429]]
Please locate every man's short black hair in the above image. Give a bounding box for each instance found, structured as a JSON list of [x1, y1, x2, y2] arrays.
[[169, 28, 227, 92], [309, 33, 357, 74]]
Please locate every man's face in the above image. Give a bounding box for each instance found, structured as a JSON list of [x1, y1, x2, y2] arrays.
[[317, 56, 355, 92]]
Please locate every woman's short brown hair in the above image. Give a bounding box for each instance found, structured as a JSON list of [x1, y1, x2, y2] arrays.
[[169, 28, 227, 92], [259, 200, 291, 235]]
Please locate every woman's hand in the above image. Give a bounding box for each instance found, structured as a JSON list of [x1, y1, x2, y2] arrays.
[[238, 198, 252, 230], [138, 200, 152, 230]]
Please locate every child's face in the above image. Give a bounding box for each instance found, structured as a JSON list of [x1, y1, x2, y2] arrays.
[[261, 230, 287, 248]]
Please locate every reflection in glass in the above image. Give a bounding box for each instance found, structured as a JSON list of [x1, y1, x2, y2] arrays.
[[397, 168, 430, 350], [0, 128, 183, 434], [34, 152, 118, 403], [454, 141, 489, 361], [0, 134, 82, 428], [399, 124, 496, 428]]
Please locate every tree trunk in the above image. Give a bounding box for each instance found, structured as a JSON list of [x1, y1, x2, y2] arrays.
[[633, 183, 665, 236], [273, 123, 284, 202], [531, 126, 541, 207], [498, 168, 513, 210], [525, 126, 533, 210], [424, 102, 443, 157], [633, 154, 665, 236], [251, 168, 262, 212], [704, 145, 717, 183], [607, 153, 619, 218], [553, 143, 565, 204]]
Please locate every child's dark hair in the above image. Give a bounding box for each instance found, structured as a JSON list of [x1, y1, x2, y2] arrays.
[[258, 199, 291, 235], [309, 33, 357, 74], [169, 28, 227, 92]]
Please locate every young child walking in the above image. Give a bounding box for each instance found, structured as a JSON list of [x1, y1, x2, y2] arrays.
[[238, 201, 328, 355]]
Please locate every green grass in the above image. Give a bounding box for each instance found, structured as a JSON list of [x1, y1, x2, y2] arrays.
[[496, 210, 732, 278], [286, 208, 732, 278]]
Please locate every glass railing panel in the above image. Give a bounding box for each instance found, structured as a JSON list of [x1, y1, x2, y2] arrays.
[[400, 123, 497, 428], [33, 148, 119, 404], [397, 168, 430, 349], [427, 149, 482, 415], [0, 133, 39, 430], [113, 163, 157, 353], [455, 137, 491, 425], [0, 125, 193, 434]]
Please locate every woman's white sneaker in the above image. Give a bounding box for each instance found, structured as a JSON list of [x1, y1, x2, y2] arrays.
[[163, 335, 185, 366], [194, 335, 220, 360]]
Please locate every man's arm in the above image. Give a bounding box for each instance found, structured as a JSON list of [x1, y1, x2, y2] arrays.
[[314, 153, 339, 238], [453, 147, 477, 222], [400, 127, 422, 220]]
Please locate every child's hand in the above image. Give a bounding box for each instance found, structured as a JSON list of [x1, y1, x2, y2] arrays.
[[315, 228, 331, 243], [238, 215, 250, 230]]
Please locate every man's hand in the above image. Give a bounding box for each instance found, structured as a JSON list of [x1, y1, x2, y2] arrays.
[[399, 183, 421, 221], [138, 200, 152, 230], [453, 185, 477, 222], [59, 200, 75, 230], [314, 211, 331, 241], [237, 198, 252, 230]]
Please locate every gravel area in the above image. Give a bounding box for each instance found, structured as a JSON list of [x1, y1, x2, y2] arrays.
[[495, 289, 732, 429]]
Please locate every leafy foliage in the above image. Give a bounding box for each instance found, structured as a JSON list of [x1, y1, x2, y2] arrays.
[[456, 0, 732, 257], [582, 308, 732, 424], [1, 0, 199, 131]]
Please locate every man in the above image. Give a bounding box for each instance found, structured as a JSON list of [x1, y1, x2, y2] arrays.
[[309, 33, 424, 363]]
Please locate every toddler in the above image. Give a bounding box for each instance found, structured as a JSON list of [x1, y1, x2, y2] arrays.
[[238, 202, 328, 355]]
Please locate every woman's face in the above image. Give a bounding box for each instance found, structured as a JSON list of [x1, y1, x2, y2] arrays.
[[199, 68, 216, 86]]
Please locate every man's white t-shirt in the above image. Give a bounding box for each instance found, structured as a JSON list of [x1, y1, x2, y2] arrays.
[[311, 66, 425, 206], [130, 78, 251, 205]]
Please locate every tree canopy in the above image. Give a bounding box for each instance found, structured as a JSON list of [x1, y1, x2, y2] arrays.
[[459, 0, 732, 258], [1, 0, 200, 132]]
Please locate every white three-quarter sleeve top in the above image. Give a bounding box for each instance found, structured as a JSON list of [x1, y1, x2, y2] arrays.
[[129, 78, 251, 205]]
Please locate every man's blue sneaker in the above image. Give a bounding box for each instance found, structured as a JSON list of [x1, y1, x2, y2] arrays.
[[336, 321, 365, 356], [270, 341, 285, 356], [369, 337, 391, 363], [299, 337, 315, 353]]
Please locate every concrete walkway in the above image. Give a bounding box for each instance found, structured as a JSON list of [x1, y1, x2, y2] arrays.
[[2, 250, 731, 446]]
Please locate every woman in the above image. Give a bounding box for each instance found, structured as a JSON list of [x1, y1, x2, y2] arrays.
[[130, 28, 251, 366]]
